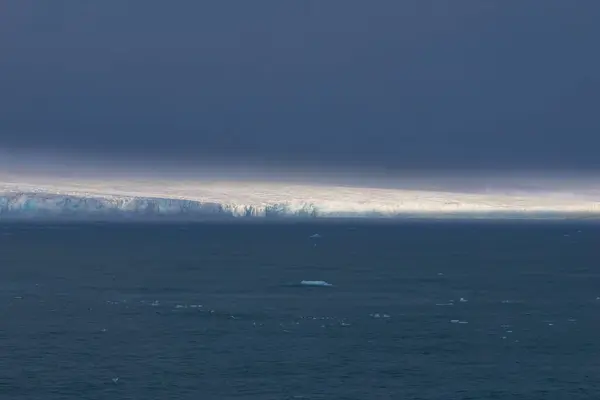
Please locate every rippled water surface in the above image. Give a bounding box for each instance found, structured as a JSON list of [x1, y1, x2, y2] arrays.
[[0, 221, 599, 399]]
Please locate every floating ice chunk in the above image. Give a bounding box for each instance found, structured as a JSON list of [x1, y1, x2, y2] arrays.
[[370, 313, 391, 318], [300, 280, 333, 287]]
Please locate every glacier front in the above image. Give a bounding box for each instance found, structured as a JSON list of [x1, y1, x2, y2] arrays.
[[1, 177, 600, 220]]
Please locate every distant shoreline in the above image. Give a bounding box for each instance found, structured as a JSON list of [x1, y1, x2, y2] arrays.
[[1, 178, 600, 221]]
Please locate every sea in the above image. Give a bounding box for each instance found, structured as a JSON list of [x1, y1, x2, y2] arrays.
[[0, 221, 598, 399]]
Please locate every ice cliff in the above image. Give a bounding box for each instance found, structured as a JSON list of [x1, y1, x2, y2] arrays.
[[1, 180, 600, 220], [0, 191, 321, 219]]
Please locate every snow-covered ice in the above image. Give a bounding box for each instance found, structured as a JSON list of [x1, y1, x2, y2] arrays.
[[1, 174, 600, 220]]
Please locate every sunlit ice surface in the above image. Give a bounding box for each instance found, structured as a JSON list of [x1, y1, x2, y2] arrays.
[[0, 150, 600, 220]]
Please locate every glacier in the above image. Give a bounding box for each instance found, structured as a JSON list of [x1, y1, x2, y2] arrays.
[[1, 178, 600, 220]]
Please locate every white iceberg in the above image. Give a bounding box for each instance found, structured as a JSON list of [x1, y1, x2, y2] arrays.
[[300, 280, 333, 287]]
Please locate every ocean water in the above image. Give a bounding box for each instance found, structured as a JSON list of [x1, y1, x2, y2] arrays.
[[0, 221, 599, 399]]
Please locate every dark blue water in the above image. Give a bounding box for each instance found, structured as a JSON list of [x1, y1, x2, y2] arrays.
[[0, 221, 599, 399]]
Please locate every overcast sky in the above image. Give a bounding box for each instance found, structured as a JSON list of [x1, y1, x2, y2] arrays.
[[1, 0, 599, 175]]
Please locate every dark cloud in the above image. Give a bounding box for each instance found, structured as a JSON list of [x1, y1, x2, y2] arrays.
[[1, 0, 599, 173]]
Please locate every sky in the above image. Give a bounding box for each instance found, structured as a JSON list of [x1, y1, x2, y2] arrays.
[[1, 0, 599, 177]]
